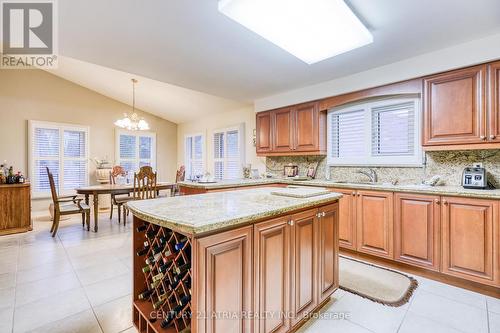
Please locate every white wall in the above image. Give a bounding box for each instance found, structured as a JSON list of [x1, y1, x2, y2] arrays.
[[255, 32, 500, 111], [177, 106, 266, 177]]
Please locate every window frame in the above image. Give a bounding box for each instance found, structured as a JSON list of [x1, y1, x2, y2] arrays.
[[327, 97, 422, 167], [28, 120, 90, 199], [212, 124, 245, 180], [184, 133, 205, 180], [115, 129, 157, 174]]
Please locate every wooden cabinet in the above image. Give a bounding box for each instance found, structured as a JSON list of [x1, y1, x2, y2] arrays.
[[195, 226, 253, 333], [273, 108, 295, 152], [316, 204, 339, 303], [256, 111, 273, 153], [256, 101, 326, 156], [254, 217, 291, 333], [356, 190, 394, 259], [423, 65, 487, 146], [290, 209, 318, 327], [0, 184, 32, 236], [394, 193, 440, 271], [331, 188, 357, 250], [488, 61, 500, 142], [441, 197, 498, 286]]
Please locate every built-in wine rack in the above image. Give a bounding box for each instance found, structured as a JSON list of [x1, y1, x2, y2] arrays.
[[133, 218, 192, 333]]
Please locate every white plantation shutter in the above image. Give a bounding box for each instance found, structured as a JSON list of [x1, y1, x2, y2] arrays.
[[116, 130, 156, 176], [29, 121, 89, 197], [331, 110, 365, 158], [185, 134, 204, 179], [213, 126, 244, 180], [371, 101, 415, 156], [327, 98, 421, 166]]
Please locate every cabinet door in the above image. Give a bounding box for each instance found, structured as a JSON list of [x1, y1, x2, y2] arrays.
[[256, 111, 273, 153], [356, 190, 394, 259], [194, 226, 253, 333], [331, 188, 357, 250], [317, 204, 339, 303], [273, 108, 294, 152], [254, 217, 291, 333], [441, 197, 498, 286], [294, 102, 319, 151], [488, 61, 500, 142], [290, 209, 318, 327], [423, 65, 487, 145], [394, 193, 440, 271]]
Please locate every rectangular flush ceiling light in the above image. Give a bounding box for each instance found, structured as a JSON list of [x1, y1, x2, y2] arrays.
[[218, 0, 373, 64]]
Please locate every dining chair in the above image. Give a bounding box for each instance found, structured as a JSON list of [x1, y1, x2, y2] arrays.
[[109, 165, 133, 224], [46, 167, 90, 237], [172, 165, 185, 196], [123, 166, 157, 225]]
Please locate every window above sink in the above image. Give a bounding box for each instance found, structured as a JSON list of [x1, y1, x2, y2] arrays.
[[327, 96, 423, 167]]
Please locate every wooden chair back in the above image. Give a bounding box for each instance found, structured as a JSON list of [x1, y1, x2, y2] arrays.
[[46, 167, 59, 209], [176, 165, 185, 183], [110, 165, 126, 184], [133, 166, 157, 200]]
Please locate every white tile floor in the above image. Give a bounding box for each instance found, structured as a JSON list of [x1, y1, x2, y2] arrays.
[[0, 213, 498, 333]]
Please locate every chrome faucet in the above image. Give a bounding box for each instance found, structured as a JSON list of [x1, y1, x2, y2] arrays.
[[357, 168, 378, 183]]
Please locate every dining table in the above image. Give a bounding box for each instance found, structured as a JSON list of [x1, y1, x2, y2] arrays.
[[75, 182, 176, 232]]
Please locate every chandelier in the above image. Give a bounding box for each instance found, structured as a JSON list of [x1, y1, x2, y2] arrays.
[[114, 79, 150, 131]]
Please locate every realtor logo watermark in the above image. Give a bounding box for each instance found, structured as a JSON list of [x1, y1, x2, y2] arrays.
[[1, 0, 58, 68]]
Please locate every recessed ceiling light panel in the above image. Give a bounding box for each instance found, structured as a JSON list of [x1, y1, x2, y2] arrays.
[[218, 0, 373, 64]]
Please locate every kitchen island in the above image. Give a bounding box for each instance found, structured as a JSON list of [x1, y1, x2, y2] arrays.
[[127, 187, 342, 333]]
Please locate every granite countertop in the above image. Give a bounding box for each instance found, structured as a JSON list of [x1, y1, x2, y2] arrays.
[[126, 187, 342, 235], [179, 178, 500, 199]]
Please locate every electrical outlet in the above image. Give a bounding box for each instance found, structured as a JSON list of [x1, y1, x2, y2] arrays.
[[473, 162, 483, 168]]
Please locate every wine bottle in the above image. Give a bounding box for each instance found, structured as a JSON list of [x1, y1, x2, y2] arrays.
[[158, 262, 171, 274], [136, 241, 150, 256], [145, 252, 162, 265], [178, 295, 191, 307], [141, 265, 151, 273], [136, 224, 147, 232], [160, 304, 183, 328], [153, 299, 165, 310], [146, 228, 159, 240], [152, 271, 164, 282], [174, 263, 190, 275], [137, 289, 153, 300], [174, 237, 188, 251]]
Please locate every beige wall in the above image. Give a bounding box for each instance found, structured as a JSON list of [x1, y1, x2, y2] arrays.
[[0, 69, 177, 211], [177, 106, 266, 177]]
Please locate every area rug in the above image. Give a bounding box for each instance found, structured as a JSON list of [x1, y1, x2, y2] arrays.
[[339, 256, 418, 307]]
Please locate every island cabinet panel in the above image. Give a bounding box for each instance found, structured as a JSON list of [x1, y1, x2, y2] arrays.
[[488, 61, 500, 142], [441, 197, 498, 286], [273, 107, 295, 152], [256, 111, 273, 153], [394, 194, 441, 271], [317, 204, 339, 303], [356, 190, 394, 259], [331, 188, 357, 250], [290, 209, 318, 327], [254, 216, 291, 333], [194, 226, 253, 333], [423, 65, 487, 146], [294, 102, 319, 151]]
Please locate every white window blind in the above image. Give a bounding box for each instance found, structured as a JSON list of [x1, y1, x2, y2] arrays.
[[29, 121, 89, 198], [213, 126, 244, 180], [327, 98, 421, 166], [116, 130, 156, 176], [185, 134, 204, 180]]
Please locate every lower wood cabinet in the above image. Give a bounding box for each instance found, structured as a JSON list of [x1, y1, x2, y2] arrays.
[[394, 193, 441, 271], [356, 190, 394, 259], [254, 216, 291, 333], [317, 204, 339, 303], [331, 188, 357, 251], [441, 196, 499, 286], [194, 226, 254, 333]]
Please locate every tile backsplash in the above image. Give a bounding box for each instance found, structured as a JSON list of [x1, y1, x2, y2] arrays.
[[266, 149, 500, 187]]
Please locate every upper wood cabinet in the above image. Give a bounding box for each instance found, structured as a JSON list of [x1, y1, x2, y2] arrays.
[[423, 65, 487, 146], [356, 190, 394, 259], [394, 193, 440, 271], [488, 61, 500, 142], [256, 111, 273, 153], [256, 101, 326, 156], [441, 196, 498, 286]]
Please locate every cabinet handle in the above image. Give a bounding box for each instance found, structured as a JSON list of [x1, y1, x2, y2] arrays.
[[351, 191, 356, 196], [288, 220, 294, 226], [442, 200, 448, 205], [490, 135, 496, 140], [480, 136, 486, 140], [322, 212, 326, 217], [434, 199, 440, 205]]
